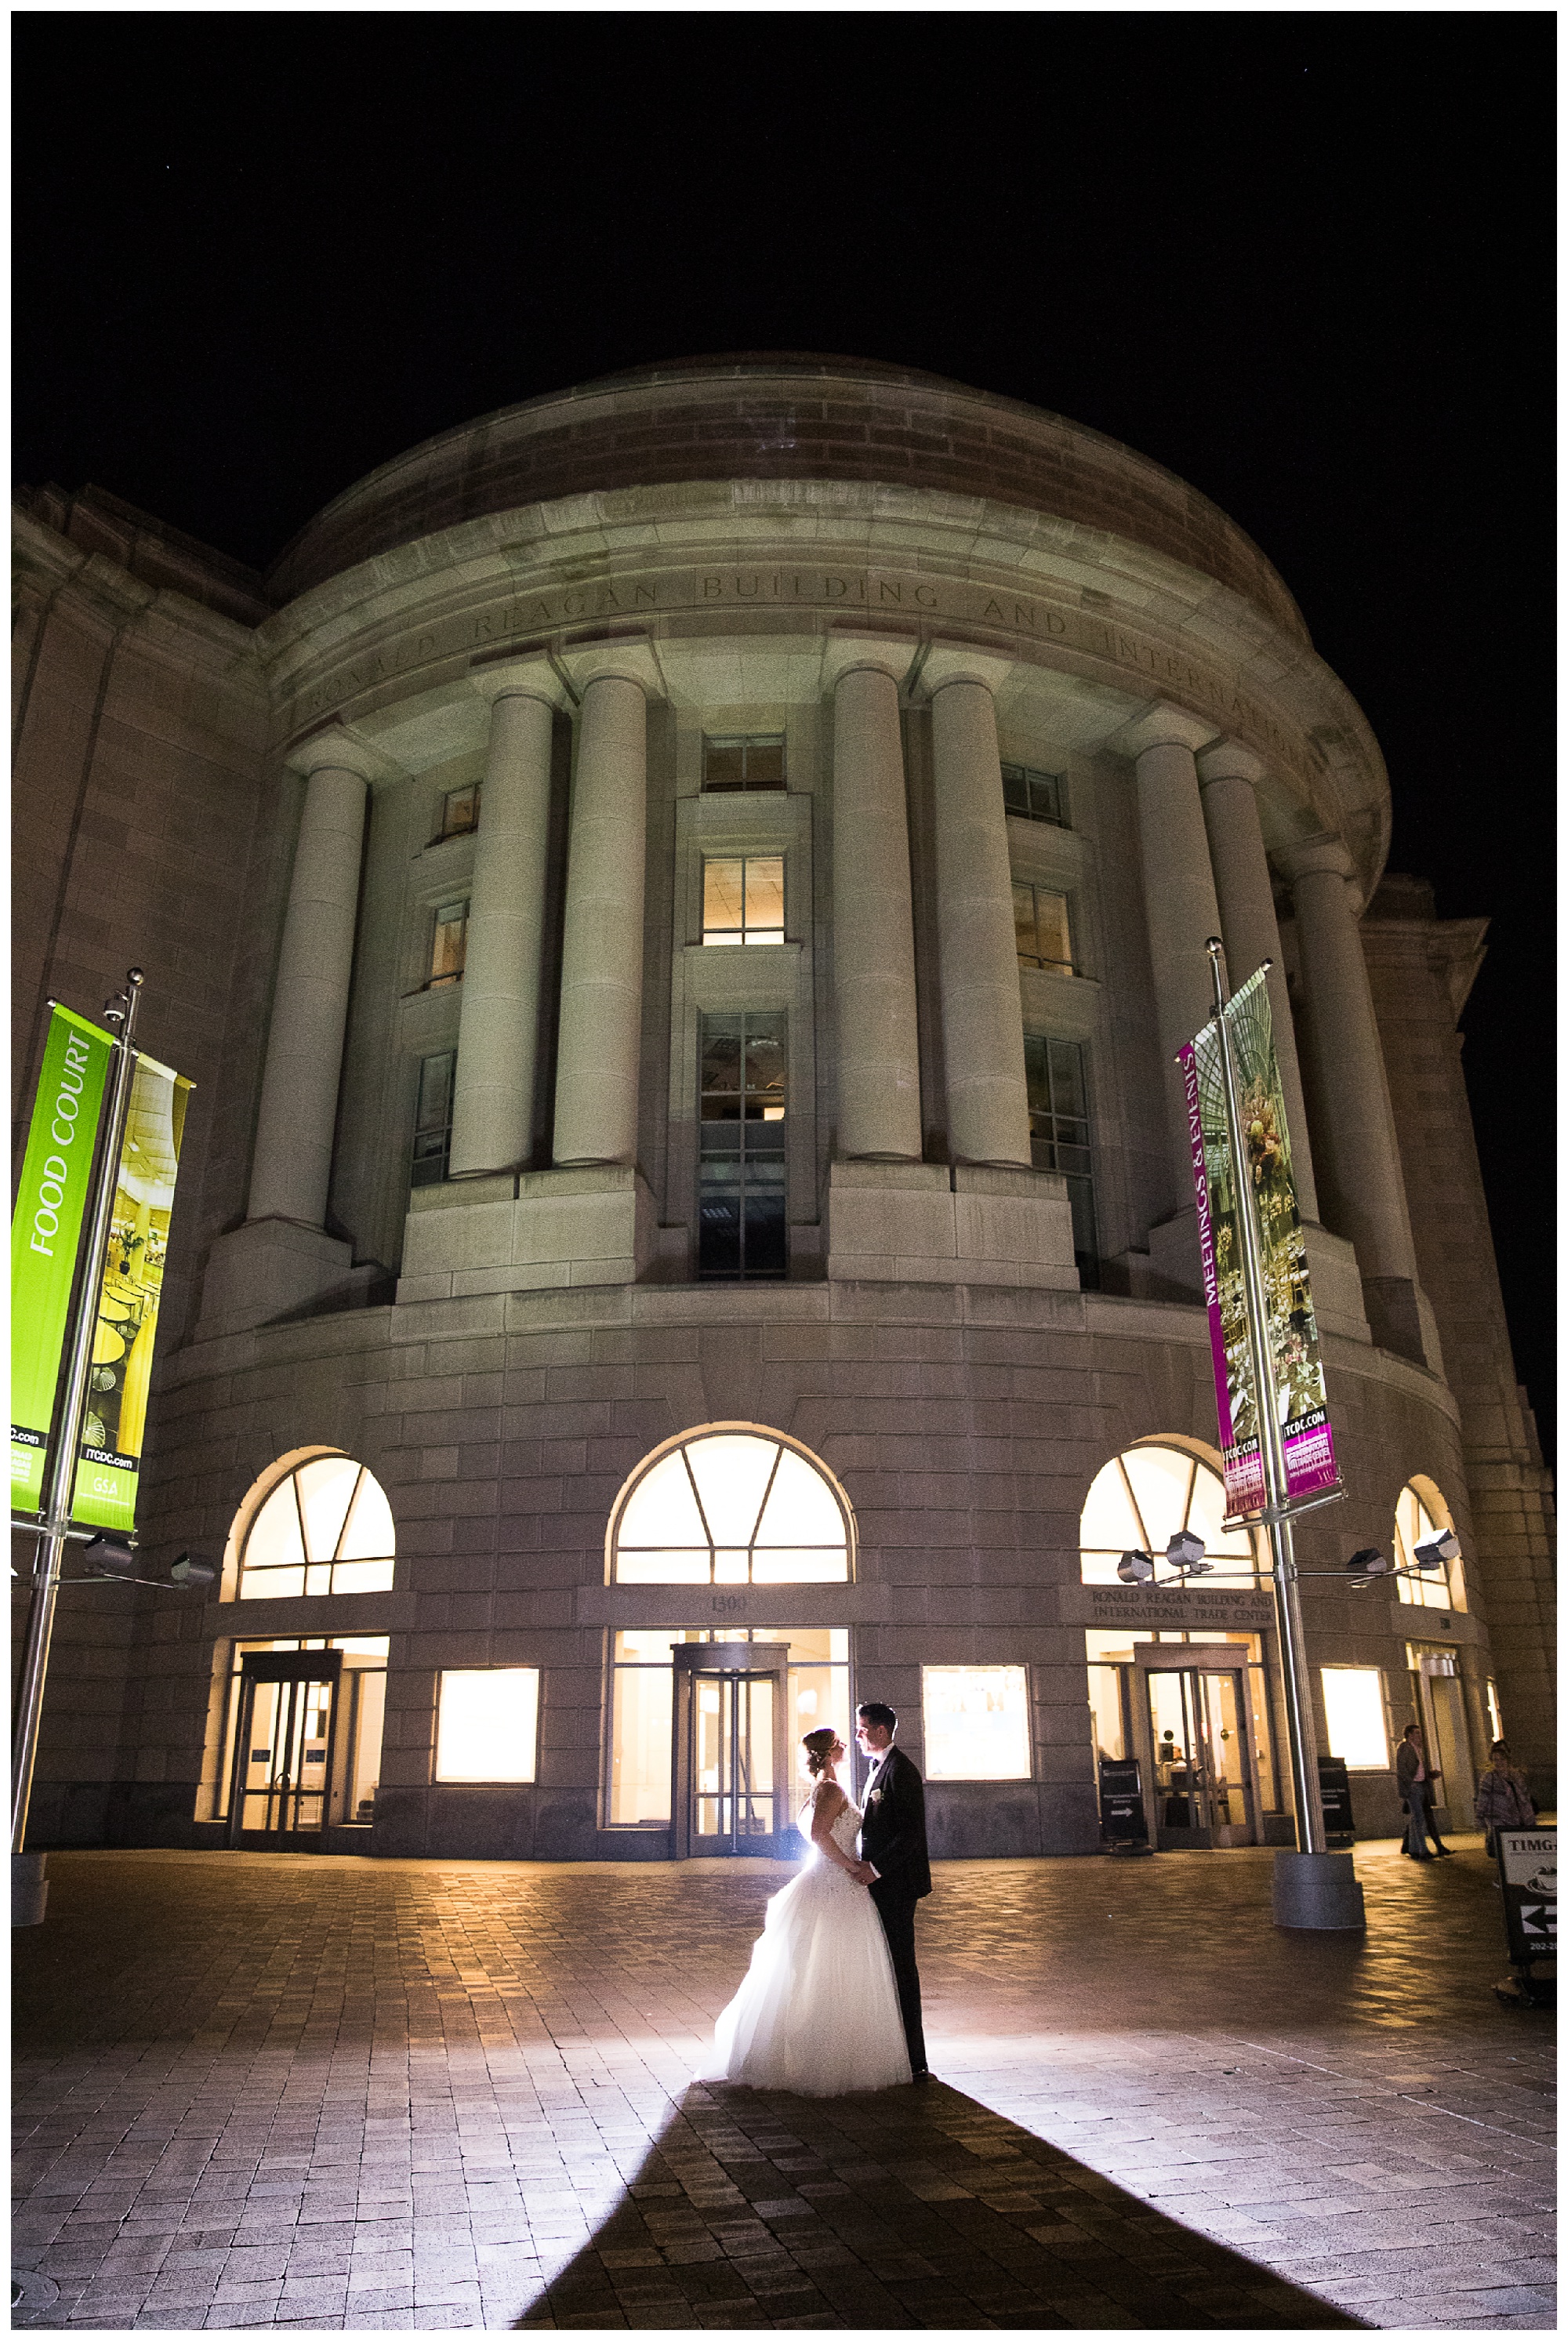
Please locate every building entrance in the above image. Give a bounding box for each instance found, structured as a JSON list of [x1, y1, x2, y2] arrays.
[[1134, 1654, 1261, 1847], [671, 1642, 791, 1856], [226, 1650, 342, 1847]]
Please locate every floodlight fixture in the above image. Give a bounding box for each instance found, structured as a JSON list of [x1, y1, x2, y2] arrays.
[[82, 1534, 136, 1581], [1117, 1549, 1155, 1583], [1347, 1546, 1389, 1590], [1166, 1529, 1211, 1575], [1414, 1529, 1460, 1573], [170, 1552, 217, 1589]]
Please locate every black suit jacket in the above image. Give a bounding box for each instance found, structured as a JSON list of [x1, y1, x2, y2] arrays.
[[859, 1745, 932, 1901]]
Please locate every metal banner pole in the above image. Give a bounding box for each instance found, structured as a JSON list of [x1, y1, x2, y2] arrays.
[[1204, 939, 1362, 1928], [11, 970, 144, 1923]]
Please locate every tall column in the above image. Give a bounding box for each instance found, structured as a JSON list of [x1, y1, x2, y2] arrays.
[[925, 656, 1031, 1167], [1196, 740, 1319, 1223], [828, 655, 922, 1160], [1122, 705, 1221, 1207], [1280, 839, 1419, 1289], [247, 740, 371, 1229], [448, 670, 562, 1177], [552, 666, 650, 1167]]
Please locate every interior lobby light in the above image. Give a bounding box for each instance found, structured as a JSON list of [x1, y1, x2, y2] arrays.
[[1117, 1549, 1154, 1582], [1414, 1529, 1460, 1572], [1166, 1530, 1210, 1573]]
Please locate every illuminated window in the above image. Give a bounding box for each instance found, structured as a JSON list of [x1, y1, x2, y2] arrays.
[[234, 1454, 396, 1600], [700, 1012, 786, 1278], [609, 1427, 851, 1584], [411, 1050, 455, 1189], [1394, 1479, 1465, 1610], [1001, 762, 1068, 829], [1014, 882, 1073, 972], [1024, 1035, 1097, 1284], [923, 1665, 1032, 1780], [1321, 1668, 1390, 1768], [702, 856, 785, 946], [436, 1668, 539, 1782], [430, 898, 468, 986], [606, 1628, 848, 1827], [436, 782, 480, 841], [1080, 1443, 1261, 1588], [1486, 1679, 1504, 1742], [702, 733, 786, 792]]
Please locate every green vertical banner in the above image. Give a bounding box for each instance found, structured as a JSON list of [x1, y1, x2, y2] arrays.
[[9, 1007, 116, 1509], [71, 1054, 191, 1533]]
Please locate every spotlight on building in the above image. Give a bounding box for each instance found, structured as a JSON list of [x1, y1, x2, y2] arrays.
[[170, 1552, 217, 1589], [1117, 1549, 1155, 1583], [82, 1534, 137, 1580], [1347, 1546, 1390, 1589], [1166, 1530, 1211, 1575], [1414, 1530, 1461, 1573]]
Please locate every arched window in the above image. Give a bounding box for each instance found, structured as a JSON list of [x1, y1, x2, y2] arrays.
[[1393, 1478, 1465, 1610], [608, 1426, 852, 1584], [230, 1450, 396, 1600], [1080, 1441, 1261, 1586]]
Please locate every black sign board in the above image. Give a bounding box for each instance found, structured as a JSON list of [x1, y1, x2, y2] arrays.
[[1098, 1756, 1149, 1847], [1497, 1829, 1556, 1976], [1317, 1756, 1356, 1844]]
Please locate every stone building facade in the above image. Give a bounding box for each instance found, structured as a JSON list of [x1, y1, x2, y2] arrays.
[[11, 357, 1554, 1864]]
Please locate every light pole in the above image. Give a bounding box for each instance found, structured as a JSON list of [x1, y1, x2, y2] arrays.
[[12, 972, 143, 1925], [1204, 938, 1364, 1929]]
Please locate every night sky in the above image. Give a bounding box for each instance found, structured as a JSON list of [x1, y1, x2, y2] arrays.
[[14, 15, 1554, 1455]]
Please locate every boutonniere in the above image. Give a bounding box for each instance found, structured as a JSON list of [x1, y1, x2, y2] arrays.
[[869, 1788, 884, 1804]]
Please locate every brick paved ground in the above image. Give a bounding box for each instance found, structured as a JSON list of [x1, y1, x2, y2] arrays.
[[11, 1838, 1554, 2332]]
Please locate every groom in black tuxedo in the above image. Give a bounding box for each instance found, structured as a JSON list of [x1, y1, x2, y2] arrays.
[[855, 1700, 931, 2081]]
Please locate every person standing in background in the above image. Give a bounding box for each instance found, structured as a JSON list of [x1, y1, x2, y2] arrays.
[[1396, 1722, 1450, 1858]]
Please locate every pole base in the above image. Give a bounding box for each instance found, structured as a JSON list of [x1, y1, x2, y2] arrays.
[[1272, 1849, 1365, 1930], [12, 1853, 48, 1929]]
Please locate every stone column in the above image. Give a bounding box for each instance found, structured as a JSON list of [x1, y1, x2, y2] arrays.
[[1196, 739, 1319, 1224], [1122, 705, 1221, 1210], [552, 656, 655, 1167], [1282, 837, 1426, 1359], [925, 655, 1031, 1167], [827, 652, 923, 1160], [448, 668, 564, 1178], [247, 739, 372, 1229]]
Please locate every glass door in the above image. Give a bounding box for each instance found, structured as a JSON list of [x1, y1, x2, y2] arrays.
[[1142, 1665, 1259, 1848], [672, 1641, 790, 1855], [227, 1653, 342, 1846]]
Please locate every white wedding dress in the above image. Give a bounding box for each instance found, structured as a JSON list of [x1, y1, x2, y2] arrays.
[[700, 1790, 913, 2095]]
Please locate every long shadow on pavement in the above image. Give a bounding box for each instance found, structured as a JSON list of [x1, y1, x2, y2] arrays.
[[515, 2075, 1367, 2330]]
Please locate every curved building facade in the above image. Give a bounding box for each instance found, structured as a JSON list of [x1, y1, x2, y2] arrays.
[[12, 357, 1555, 1860]]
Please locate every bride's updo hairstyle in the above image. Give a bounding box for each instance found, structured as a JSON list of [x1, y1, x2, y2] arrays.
[[801, 1726, 839, 1778]]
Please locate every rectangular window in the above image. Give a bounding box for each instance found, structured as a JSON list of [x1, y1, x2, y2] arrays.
[[702, 855, 785, 946], [435, 1668, 539, 1783], [411, 1050, 456, 1189], [1014, 882, 1074, 972], [430, 898, 468, 987], [605, 1628, 849, 1827], [436, 782, 481, 841], [702, 733, 786, 793], [923, 1664, 1032, 1780], [1023, 1034, 1098, 1285], [1321, 1668, 1389, 1768], [1001, 762, 1068, 829], [699, 1011, 786, 1278]]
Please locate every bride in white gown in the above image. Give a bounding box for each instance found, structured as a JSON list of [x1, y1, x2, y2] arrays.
[[700, 1727, 913, 2095]]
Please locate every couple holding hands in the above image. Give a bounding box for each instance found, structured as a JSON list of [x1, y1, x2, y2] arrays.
[[701, 1701, 931, 2096]]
